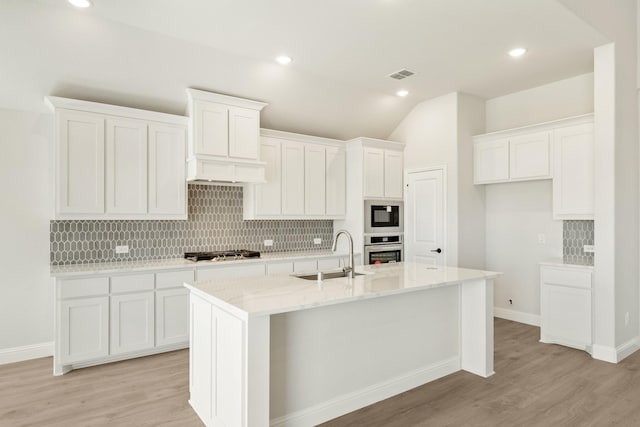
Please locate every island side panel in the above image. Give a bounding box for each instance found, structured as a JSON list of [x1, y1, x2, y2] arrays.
[[189, 291, 270, 427], [460, 278, 494, 377], [269, 285, 460, 426]]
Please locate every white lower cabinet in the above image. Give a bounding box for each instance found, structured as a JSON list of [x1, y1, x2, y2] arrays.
[[540, 264, 593, 352], [59, 296, 109, 364], [110, 292, 155, 355], [156, 288, 190, 346]]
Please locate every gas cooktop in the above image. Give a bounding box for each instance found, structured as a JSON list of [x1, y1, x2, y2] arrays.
[[184, 250, 261, 262]]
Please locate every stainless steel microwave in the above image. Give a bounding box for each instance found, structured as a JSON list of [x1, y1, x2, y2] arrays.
[[364, 200, 403, 234]]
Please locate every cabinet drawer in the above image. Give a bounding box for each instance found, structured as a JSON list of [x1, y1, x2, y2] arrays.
[[293, 260, 318, 273], [110, 273, 155, 294], [317, 257, 341, 271], [266, 262, 294, 275], [197, 263, 266, 281], [541, 267, 592, 289], [59, 277, 109, 299], [156, 270, 195, 289]]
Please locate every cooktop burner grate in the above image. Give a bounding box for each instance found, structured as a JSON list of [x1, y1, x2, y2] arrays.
[[184, 250, 261, 262]]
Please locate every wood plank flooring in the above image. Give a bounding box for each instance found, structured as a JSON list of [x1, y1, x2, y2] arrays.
[[2, 319, 640, 426]]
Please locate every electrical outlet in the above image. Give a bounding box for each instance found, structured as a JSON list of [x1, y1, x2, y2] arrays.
[[115, 245, 129, 254], [313, 238, 322, 245], [538, 234, 546, 245], [264, 239, 274, 247], [583, 245, 595, 253], [509, 299, 513, 305]]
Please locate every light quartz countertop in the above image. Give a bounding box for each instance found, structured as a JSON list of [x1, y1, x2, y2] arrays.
[[50, 250, 352, 277], [540, 258, 594, 270], [185, 262, 500, 318]]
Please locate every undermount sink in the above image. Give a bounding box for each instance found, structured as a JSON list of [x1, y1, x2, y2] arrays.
[[292, 270, 366, 281]]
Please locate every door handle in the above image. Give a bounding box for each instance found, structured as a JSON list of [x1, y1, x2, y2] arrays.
[[430, 248, 442, 254]]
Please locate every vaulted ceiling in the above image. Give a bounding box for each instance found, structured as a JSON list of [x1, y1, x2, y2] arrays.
[[0, 0, 607, 139]]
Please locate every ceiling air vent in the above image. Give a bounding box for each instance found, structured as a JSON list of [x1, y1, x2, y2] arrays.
[[388, 69, 415, 80]]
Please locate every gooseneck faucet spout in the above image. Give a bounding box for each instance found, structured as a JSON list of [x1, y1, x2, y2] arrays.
[[332, 229, 355, 279]]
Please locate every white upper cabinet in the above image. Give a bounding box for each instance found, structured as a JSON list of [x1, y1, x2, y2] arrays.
[[243, 130, 346, 219], [473, 114, 592, 189], [362, 144, 404, 200], [56, 110, 105, 215], [106, 118, 148, 215], [148, 124, 187, 216], [281, 141, 305, 216], [186, 89, 267, 183], [304, 144, 326, 215], [474, 139, 509, 184], [46, 96, 188, 220], [325, 146, 346, 216], [553, 123, 594, 220]]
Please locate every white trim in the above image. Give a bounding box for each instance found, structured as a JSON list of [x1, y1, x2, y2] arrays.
[[186, 88, 268, 111], [44, 96, 189, 125], [591, 344, 618, 363], [0, 342, 54, 365], [616, 337, 640, 362], [269, 356, 459, 427], [472, 113, 594, 142], [260, 128, 345, 147], [494, 307, 541, 327], [346, 137, 405, 151]]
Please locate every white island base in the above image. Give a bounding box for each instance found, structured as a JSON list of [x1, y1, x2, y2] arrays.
[[185, 262, 497, 427]]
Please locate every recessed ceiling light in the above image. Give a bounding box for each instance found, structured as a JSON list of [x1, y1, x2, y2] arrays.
[[68, 0, 93, 7], [509, 48, 527, 58], [276, 56, 292, 65], [396, 90, 409, 97]]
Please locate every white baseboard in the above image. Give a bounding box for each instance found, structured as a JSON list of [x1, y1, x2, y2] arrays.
[[270, 356, 459, 427], [616, 337, 640, 362], [493, 307, 540, 327], [592, 344, 618, 363], [0, 342, 53, 365]]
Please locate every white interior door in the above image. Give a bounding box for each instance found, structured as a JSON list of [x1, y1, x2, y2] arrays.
[[405, 169, 445, 266]]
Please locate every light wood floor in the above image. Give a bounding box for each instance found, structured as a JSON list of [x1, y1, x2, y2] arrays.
[[2, 319, 640, 426]]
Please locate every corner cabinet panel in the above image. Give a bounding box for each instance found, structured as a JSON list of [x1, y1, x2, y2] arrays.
[[304, 144, 326, 215], [552, 123, 594, 220], [474, 139, 509, 184], [105, 118, 148, 214], [363, 147, 385, 198], [281, 142, 305, 215], [228, 107, 260, 160], [110, 292, 155, 355], [60, 296, 109, 364], [326, 146, 346, 216], [384, 150, 404, 198], [156, 288, 189, 347], [56, 110, 105, 215], [255, 138, 282, 216], [148, 124, 187, 216], [509, 131, 551, 180], [195, 100, 229, 157]]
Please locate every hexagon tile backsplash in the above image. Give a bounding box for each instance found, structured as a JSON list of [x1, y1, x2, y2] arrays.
[[50, 185, 334, 265], [563, 220, 594, 266]]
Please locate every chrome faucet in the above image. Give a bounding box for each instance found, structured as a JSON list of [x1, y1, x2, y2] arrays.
[[332, 229, 355, 279]]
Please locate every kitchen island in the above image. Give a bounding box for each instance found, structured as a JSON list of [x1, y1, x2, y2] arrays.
[[185, 262, 499, 427]]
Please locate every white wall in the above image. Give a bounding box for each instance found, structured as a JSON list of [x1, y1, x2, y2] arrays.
[[486, 181, 562, 319], [0, 108, 52, 351], [484, 73, 594, 323]]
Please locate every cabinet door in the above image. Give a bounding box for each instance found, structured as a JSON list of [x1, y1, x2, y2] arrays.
[[326, 147, 346, 216], [384, 150, 404, 198], [474, 139, 509, 184], [541, 283, 591, 349], [304, 144, 326, 215], [148, 124, 187, 216], [105, 118, 148, 214], [281, 142, 305, 215], [60, 296, 109, 364], [195, 101, 228, 157], [228, 107, 259, 160], [56, 110, 105, 215], [552, 123, 594, 220], [363, 147, 385, 198], [256, 138, 282, 215], [156, 288, 189, 347], [110, 292, 155, 355], [509, 131, 551, 180]]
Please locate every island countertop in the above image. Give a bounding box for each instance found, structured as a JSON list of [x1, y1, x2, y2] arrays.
[[184, 262, 500, 318]]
